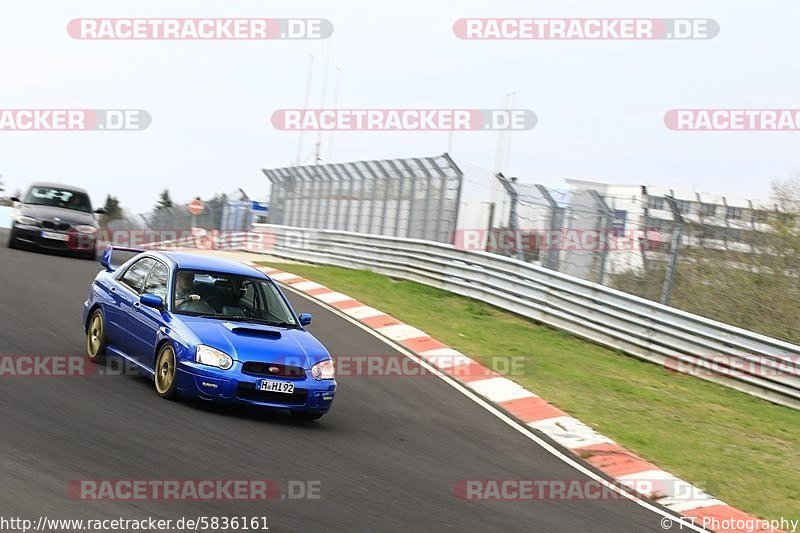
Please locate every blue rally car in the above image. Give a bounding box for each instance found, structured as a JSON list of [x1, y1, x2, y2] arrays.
[[82, 246, 336, 420]]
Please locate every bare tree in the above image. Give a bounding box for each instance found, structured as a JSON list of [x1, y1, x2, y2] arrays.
[[771, 175, 800, 212]]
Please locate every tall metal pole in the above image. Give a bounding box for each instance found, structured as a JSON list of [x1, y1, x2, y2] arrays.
[[588, 189, 614, 285], [296, 54, 314, 166], [314, 41, 332, 164], [535, 184, 564, 271], [496, 172, 523, 260], [326, 66, 341, 163], [661, 196, 684, 306]]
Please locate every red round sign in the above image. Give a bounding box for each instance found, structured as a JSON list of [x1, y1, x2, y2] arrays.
[[188, 198, 204, 216]]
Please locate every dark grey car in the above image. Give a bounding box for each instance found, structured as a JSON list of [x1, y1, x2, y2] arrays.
[[7, 182, 105, 260]]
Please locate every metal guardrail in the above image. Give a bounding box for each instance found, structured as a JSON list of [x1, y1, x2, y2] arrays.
[[249, 224, 800, 410]]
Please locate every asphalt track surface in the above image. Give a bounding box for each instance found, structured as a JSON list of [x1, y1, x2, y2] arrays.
[[0, 229, 678, 532]]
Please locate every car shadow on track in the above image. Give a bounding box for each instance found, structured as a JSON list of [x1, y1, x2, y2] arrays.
[[7, 242, 97, 261]]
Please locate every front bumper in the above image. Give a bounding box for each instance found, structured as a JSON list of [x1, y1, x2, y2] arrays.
[[12, 223, 97, 252], [175, 360, 336, 413]]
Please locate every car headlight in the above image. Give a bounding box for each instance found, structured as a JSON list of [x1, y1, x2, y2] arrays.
[[311, 359, 335, 380], [75, 225, 97, 234], [12, 214, 38, 226], [196, 345, 234, 370]]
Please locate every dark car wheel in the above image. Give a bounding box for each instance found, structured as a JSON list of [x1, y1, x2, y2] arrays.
[[291, 410, 324, 421], [80, 249, 97, 261], [7, 229, 18, 249], [154, 344, 178, 399], [86, 310, 107, 364]]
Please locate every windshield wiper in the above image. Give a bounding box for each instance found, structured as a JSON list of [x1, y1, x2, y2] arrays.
[[242, 318, 299, 329], [202, 315, 299, 328], [261, 321, 299, 329]]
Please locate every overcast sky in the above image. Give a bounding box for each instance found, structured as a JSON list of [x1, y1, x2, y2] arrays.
[[1, 0, 798, 213]]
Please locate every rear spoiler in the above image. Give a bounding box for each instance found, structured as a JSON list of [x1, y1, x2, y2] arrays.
[[100, 244, 146, 272]]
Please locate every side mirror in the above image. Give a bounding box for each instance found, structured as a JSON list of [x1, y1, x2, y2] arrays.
[[298, 313, 312, 326], [140, 293, 164, 310], [95, 207, 107, 215], [10, 197, 19, 203]]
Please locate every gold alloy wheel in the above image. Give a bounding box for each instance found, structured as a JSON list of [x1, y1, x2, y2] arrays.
[[87, 313, 103, 359], [155, 345, 176, 395]]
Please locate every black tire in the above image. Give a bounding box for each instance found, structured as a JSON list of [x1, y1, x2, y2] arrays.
[[7, 230, 18, 249], [291, 410, 324, 421], [86, 309, 107, 364], [154, 344, 178, 399], [80, 249, 97, 261]]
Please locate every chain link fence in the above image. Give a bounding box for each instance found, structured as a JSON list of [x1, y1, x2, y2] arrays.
[[262, 154, 464, 244], [490, 178, 799, 344]]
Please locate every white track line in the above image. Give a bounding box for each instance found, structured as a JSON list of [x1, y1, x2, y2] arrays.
[[279, 282, 707, 532]]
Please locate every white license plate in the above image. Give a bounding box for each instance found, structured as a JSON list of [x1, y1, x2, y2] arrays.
[[258, 379, 295, 394], [41, 231, 69, 242]]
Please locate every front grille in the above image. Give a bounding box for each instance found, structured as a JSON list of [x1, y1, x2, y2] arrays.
[[39, 240, 70, 250], [242, 362, 306, 378], [40, 221, 71, 231], [236, 382, 308, 405]]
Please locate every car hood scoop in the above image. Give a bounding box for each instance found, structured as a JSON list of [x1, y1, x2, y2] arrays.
[[223, 323, 282, 339]]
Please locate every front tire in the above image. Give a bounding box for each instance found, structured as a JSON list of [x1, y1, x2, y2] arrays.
[[7, 229, 18, 249], [80, 249, 97, 261], [154, 344, 178, 399], [86, 310, 107, 364]]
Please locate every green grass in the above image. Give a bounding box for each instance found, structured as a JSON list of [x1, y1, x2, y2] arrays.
[[259, 261, 800, 522]]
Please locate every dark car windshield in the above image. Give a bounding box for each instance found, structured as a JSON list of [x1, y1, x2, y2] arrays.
[[172, 269, 298, 327], [24, 186, 93, 213]]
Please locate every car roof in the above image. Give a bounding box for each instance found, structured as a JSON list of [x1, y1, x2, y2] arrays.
[[150, 251, 268, 278], [28, 182, 90, 194]]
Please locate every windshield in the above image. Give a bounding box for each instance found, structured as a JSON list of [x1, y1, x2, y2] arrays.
[[172, 269, 298, 327], [24, 186, 93, 213]]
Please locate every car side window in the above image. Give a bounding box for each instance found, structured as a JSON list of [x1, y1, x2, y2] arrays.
[[240, 280, 257, 307], [143, 261, 170, 300], [119, 258, 156, 294], [259, 282, 295, 323]]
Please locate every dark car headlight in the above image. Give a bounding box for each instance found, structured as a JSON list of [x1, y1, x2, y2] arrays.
[[196, 345, 234, 370]]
